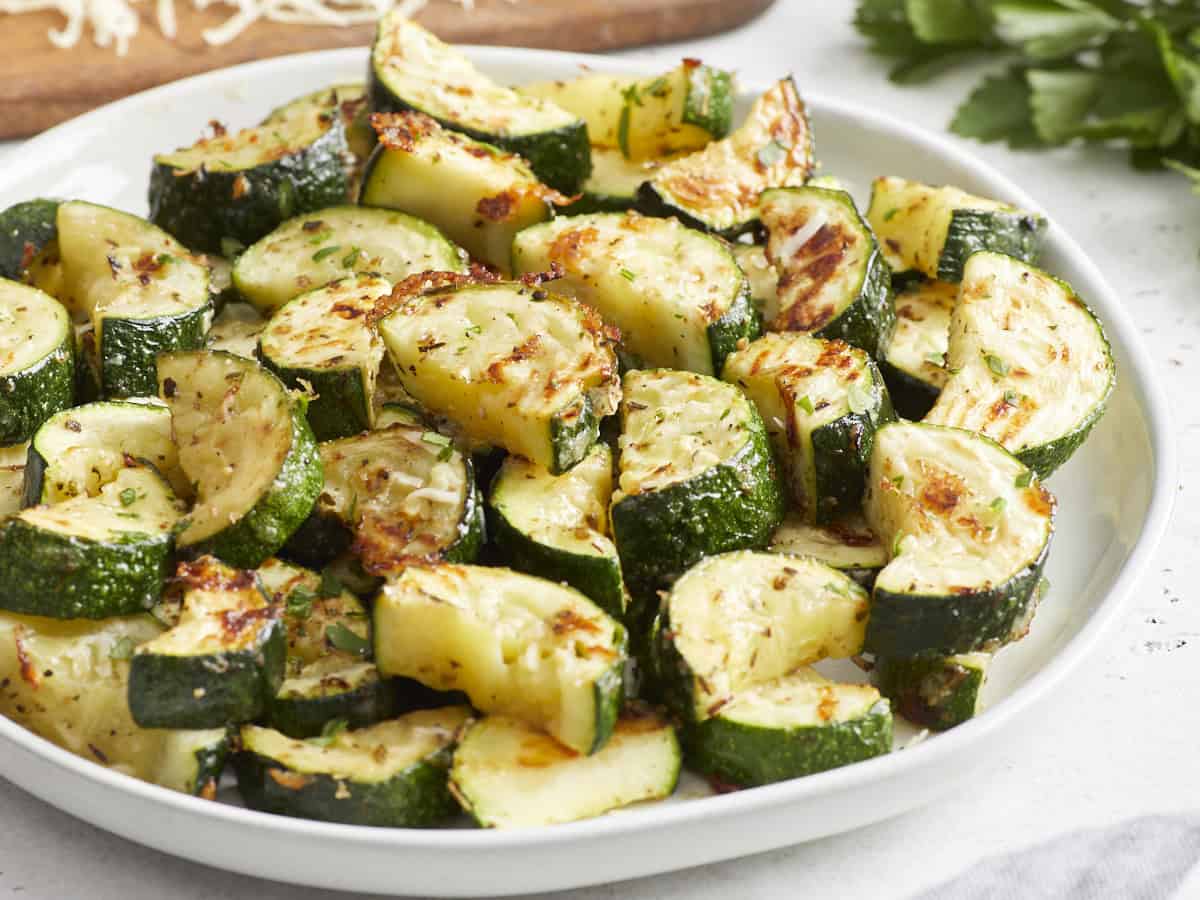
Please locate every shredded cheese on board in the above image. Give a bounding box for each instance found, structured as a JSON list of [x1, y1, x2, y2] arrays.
[[0, 0, 482, 54]]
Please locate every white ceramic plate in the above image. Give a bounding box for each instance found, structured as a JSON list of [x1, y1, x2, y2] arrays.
[[0, 46, 1176, 898]]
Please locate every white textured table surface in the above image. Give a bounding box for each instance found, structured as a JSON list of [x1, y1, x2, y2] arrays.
[[0, 2, 1193, 897]]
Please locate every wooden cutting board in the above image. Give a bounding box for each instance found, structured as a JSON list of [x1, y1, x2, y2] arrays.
[[2, 0, 774, 139]]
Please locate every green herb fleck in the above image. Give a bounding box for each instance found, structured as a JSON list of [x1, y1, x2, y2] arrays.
[[891, 531, 905, 558], [319, 569, 346, 598], [327, 623, 370, 656], [617, 103, 633, 159], [109, 635, 135, 661], [989, 496, 1007, 514], [1014, 470, 1033, 488], [155, 253, 176, 267], [883, 207, 899, 221], [312, 245, 341, 263], [464, 324, 482, 337], [341, 246, 362, 268], [984, 352, 1010, 377], [422, 431, 451, 448], [644, 76, 670, 97], [926, 352, 946, 366], [311, 718, 349, 748], [1003, 388, 1020, 406], [119, 488, 138, 507], [619, 268, 636, 282], [797, 394, 814, 415], [286, 586, 317, 619]]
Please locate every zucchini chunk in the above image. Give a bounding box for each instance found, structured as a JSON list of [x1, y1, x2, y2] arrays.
[[867, 176, 1047, 282], [295, 418, 483, 576], [760, 187, 895, 358], [361, 112, 561, 272], [876, 652, 989, 731], [864, 422, 1055, 657], [637, 77, 814, 238], [0, 199, 60, 281], [0, 279, 74, 445], [769, 511, 887, 589], [149, 108, 349, 254], [373, 564, 627, 755], [924, 252, 1115, 478], [263, 83, 373, 196], [488, 443, 626, 618], [257, 558, 392, 738], [258, 274, 392, 441], [682, 668, 892, 787], [206, 302, 265, 359], [518, 61, 735, 159], [379, 282, 620, 474], [23, 400, 185, 505], [0, 464, 181, 619], [653, 552, 869, 723], [369, 13, 588, 193], [235, 707, 470, 827], [157, 351, 323, 569], [153, 728, 232, 799], [511, 211, 758, 375], [128, 556, 285, 729], [54, 202, 213, 398], [0, 443, 24, 516], [611, 369, 784, 599], [733, 243, 780, 323], [878, 279, 955, 420], [723, 333, 894, 524], [450, 710, 681, 828], [561, 148, 682, 215], [232, 206, 466, 315]]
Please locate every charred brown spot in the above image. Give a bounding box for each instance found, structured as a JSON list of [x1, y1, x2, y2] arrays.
[[331, 302, 366, 320], [826, 520, 877, 547], [19, 241, 36, 272], [707, 774, 743, 794], [551, 608, 601, 636], [919, 470, 965, 515], [268, 768, 314, 790], [518, 262, 564, 287], [369, 268, 499, 326], [220, 605, 277, 639], [199, 779, 218, 801], [897, 303, 922, 321], [89, 743, 110, 764], [231, 174, 251, 200], [301, 220, 324, 233], [548, 226, 599, 267], [817, 686, 838, 722], [14, 628, 38, 689], [476, 191, 518, 223], [1024, 484, 1056, 517], [516, 734, 578, 767], [485, 334, 542, 382], [370, 111, 436, 151], [175, 556, 257, 593]]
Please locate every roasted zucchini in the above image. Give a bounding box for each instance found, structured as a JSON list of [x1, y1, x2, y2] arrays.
[[0, 279, 74, 445], [0, 199, 60, 281], [878, 279, 956, 420], [876, 652, 989, 731], [373, 564, 627, 755], [768, 511, 887, 589], [511, 211, 758, 375], [263, 83, 373, 196]]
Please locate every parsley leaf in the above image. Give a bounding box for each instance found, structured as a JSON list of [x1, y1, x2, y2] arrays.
[[1015, 470, 1034, 488], [286, 585, 317, 619], [984, 352, 1011, 377], [312, 245, 341, 263], [796, 394, 815, 415], [119, 488, 138, 507], [327, 623, 370, 656], [310, 718, 349, 747]]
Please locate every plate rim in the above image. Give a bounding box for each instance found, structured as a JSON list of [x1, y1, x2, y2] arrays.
[[0, 43, 1178, 853]]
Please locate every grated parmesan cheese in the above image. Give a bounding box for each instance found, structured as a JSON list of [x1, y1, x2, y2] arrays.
[[0, 0, 488, 55]]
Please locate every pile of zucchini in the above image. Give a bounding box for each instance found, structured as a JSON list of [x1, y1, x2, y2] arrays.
[[0, 11, 1115, 831]]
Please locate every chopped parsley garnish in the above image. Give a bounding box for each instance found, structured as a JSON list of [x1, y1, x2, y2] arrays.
[[341, 246, 362, 268], [327, 623, 370, 656], [118, 488, 138, 507], [319, 568, 346, 599], [926, 351, 946, 366], [882, 207, 900, 221], [286, 585, 317, 620], [311, 718, 349, 747], [619, 268, 637, 282], [796, 394, 815, 415], [989, 496, 1007, 514], [984, 352, 1010, 377], [1014, 470, 1033, 488], [1003, 388, 1020, 406], [312, 245, 341, 263], [644, 76, 671, 97]]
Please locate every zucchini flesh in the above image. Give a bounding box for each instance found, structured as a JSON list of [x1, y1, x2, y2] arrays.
[[879, 279, 956, 420], [0, 279, 74, 445], [369, 13, 588, 193], [611, 369, 784, 600], [378, 282, 620, 474], [876, 652, 989, 731], [23, 400, 185, 506], [637, 77, 814, 238], [128, 556, 285, 729], [733, 243, 780, 324], [157, 351, 323, 569], [511, 211, 758, 375], [149, 106, 349, 253], [0, 464, 181, 619], [235, 707, 471, 827], [450, 710, 681, 828], [232, 206, 466, 315], [517, 61, 734, 160], [308, 420, 483, 576], [54, 202, 212, 398], [722, 333, 894, 524], [654, 551, 869, 723], [257, 558, 392, 738], [487, 443, 626, 619], [683, 667, 892, 787], [768, 511, 887, 589], [152, 728, 232, 798], [0, 443, 24, 516], [263, 84, 373, 196], [761, 187, 895, 358], [258, 274, 392, 441], [924, 252, 1115, 478], [206, 302, 265, 359], [0, 199, 60, 281], [867, 176, 1046, 281], [360, 112, 559, 272], [373, 564, 627, 755], [865, 422, 1055, 657]]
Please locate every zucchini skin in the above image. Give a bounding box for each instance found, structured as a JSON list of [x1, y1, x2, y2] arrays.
[[0, 518, 173, 619], [706, 289, 761, 376], [179, 394, 324, 570], [265, 678, 395, 740], [937, 209, 1045, 283], [877, 357, 940, 421], [865, 537, 1051, 658], [611, 414, 784, 600], [278, 510, 353, 570], [1015, 400, 1108, 480], [0, 199, 59, 279], [128, 616, 286, 729], [100, 302, 212, 399], [233, 741, 458, 828], [259, 353, 372, 442], [0, 328, 74, 447], [681, 700, 893, 787], [367, 80, 590, 195], [814, 243, 895, 360], [876, 655, 985, 731], [550, 398, 600, 477], [147, 124, 350, 254], [635, 183, 758, 242]]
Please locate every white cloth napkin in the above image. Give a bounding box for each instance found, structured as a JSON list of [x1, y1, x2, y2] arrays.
[[917, 816, 1200, 899]]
